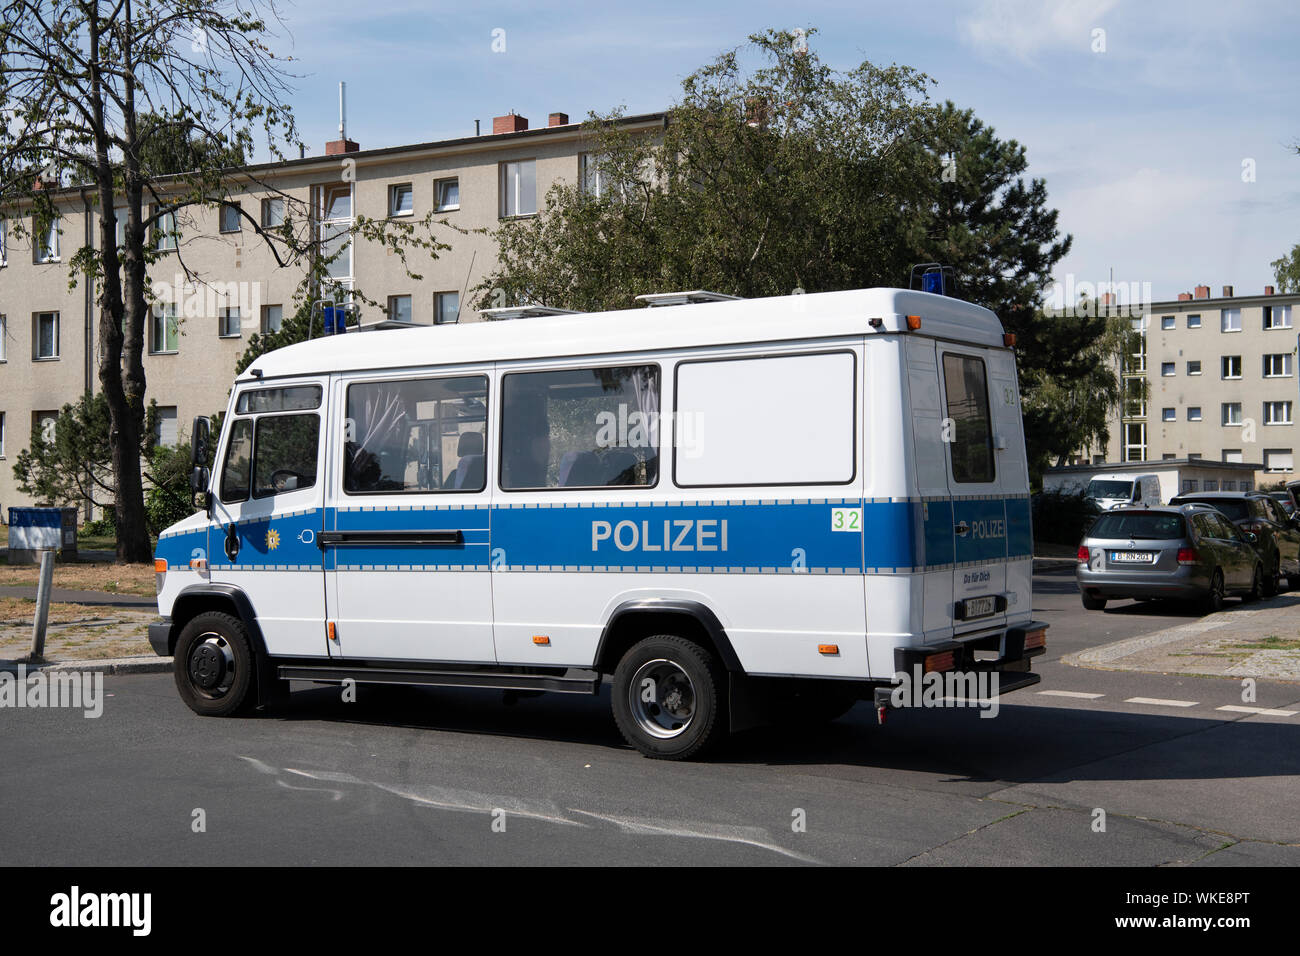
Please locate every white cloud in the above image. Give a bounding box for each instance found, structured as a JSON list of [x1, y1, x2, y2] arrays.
[[962, 0, 1119, 62]]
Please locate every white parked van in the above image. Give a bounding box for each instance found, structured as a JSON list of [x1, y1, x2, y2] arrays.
[[151, 287, 1047, 759], [1085, 473, 1162, 511]]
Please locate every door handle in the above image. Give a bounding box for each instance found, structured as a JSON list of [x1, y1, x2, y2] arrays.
[[224, 523, 240, 561], [317, 529, 464, 548], [955, 521, 970, 536]]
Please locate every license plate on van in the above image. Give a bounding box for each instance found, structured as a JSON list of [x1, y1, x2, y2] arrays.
[[961, 596, 997, 619], [1110, 551, 1155, 563]]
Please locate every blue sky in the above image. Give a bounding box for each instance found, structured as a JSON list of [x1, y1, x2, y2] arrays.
[[268, 0, 1300, 303]]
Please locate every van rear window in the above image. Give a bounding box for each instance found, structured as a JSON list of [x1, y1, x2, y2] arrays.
[[1089, 513, 1186, 540], [942, 354, 995, 483]]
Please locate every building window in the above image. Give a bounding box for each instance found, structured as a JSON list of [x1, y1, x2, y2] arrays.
[[1181, 479, 1199, 493], [1123, 422, 1146, 462], [34, 214, 59, 262], [319, 184, 352, 283], [1188, 406, 1202, 421], [154, 406, 178, 446], [1223, 449, 1243, 463], [1264, 305, 1292, 329], [1123, 377, 1146, 418], [1162, 453, 1177, 460], [1203, 479, 1219, 492], [113, 206, 127, 247], [219, 307, 241, 338], [154, 208, 178, 251], [1222, 480, 1236, 491], [1160, 362, 1175, 377], [1188, 452, 1203, 459], [1264, 353, 1292, 377], [1187, 360, 1201, 375], [0, 411, 4, 457], [1161, 407, 1175, 421], [389, 183, 414, 217], [387, 295, 412, 323], [500, 159, 537, 217], [1221, 402, 1242, 426], [261, 197, 286, 227], [1160, 315, 1175, 330], [0, 314, 6, 362], [261, 305, 283, 334], [0, 218, 6, 264], [219, 203, 242, 233], [1264, 401, 1293, 425], [1221, 308, 1241, 332], [34, 311, 59, 359], [151, 304, 179, 354], [1187, 314, 1201, 328], [434, 291, 460, 325], [1221, 355, 1241, 379], [1264, 449, 1294, 473], [435, 178, 460, 212], [33, 410, 58, 444]]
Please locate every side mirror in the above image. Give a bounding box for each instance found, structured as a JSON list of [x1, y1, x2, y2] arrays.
[[190, 416, 210, 468], [1243, 531, 1259, 545], [190, 464, 210, 495]]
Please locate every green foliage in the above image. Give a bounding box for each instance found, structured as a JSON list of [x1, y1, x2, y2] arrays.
[[145, 442, 200, 535], [1032, 489, 1101, 546], [1270, 245, 1300, 294]]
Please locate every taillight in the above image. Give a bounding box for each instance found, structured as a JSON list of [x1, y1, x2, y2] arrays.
[[1241, 522, 1264, 534], [1077, 545, 1090, 562], [1177, 547, 1199, 566]]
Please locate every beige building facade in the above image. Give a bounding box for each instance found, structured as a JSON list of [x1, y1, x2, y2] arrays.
[[0, 111, 666, 515], [1085, 284, 1300, 489]]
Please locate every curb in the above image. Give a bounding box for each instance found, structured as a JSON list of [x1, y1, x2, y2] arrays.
[[0, 656, 172, 675], [1033, 557, 1077, 573]]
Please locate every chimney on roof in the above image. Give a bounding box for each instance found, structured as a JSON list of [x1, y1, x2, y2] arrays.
[[1177, 292, 1193, 301], [1265, 285, 1275, 296], [1194, 284, 1210, 299], [1221, 285, 1233, 297], [548, 112, 569, 127], [1101, 292, 1115, 307], [326, 82, 359, 155], [494, 112, 529, 134]]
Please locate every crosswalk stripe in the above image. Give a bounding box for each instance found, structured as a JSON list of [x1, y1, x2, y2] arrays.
[[1216, 705, 1298, 717], [1038, 690, 1105, 700], [1125, 697, 1198, 708]]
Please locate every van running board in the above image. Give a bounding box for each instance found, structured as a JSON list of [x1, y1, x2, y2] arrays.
[[276, 664, 602, 695]]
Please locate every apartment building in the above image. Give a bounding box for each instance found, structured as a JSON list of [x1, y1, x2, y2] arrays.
[[1086, 283, 1300, 489], [0, 111, 666, 513]]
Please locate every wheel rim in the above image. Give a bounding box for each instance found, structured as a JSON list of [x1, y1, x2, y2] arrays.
[[1212, 573, 1224, 607], [628, 659, 697, 740], [187, 632, 236, 699]]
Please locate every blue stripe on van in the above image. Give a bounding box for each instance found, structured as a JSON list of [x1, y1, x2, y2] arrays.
[[157, 496, 1033, 574]]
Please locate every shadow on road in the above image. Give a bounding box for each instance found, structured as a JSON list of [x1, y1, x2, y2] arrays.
[[254, 679, 1300, 788]]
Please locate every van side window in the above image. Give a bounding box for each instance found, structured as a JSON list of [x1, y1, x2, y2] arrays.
[[941, 353, 995, 483], [674, 352, 856, 487], [344, 375, 488, 494], [220, 418, 253, 503], [252, 414, 319, 498], [501, 365, 659, 490]]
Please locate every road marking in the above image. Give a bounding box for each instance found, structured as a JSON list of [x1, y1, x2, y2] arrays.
[[1038, 690, 1105, 700], [1125, 697, 1198, 708], [1216, 705, 1298, 717]]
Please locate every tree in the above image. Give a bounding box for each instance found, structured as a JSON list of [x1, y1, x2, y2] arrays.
[[1, 1, 453, 560], [1270, 244, 1300, 293]]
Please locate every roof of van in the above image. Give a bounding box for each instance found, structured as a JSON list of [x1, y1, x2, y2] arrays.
[[242, 288, 1006, 382]]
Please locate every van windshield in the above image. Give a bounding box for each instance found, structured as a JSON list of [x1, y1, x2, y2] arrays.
[[1089, 513, 1186, 540], [1087, 479, 1134, 499]]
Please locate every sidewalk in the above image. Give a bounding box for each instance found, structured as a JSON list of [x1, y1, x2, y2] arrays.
[[0, 583, 158, 666], [1064, 593, 1300, 683]]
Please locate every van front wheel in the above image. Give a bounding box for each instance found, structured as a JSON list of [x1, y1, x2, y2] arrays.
[[612, 635, 727, 760], [174, 611, 255, 717]]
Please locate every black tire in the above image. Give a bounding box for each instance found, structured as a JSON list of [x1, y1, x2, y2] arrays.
[[1242, 564, 1264, 604], [611, 634, 728, 760], [1289, 575, 1300, 592], [1204, 570, 1226, 614], [1081, 594, 1107, 611], [173, 611, 256, 717], [1263, 558, 1280, 597]]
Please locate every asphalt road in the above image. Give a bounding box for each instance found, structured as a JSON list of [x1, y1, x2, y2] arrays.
[[3, 570, 1298, 866]]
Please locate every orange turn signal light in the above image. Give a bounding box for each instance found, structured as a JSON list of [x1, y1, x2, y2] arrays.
[[533, 635, 551, 645], [905, 315, 922, 330], [924, 651, 956, 673], [154, 559, 167, 573], [1003, 333, 1017, 347], [327, 621, 338, 642], [818, 644, 840, 655], [1024, 628, 1047, 650]]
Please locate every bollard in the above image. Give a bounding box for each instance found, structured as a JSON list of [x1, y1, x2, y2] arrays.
[[29, 549, 56, 660]]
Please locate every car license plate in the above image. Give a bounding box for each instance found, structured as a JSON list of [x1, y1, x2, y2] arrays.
[[1110, 551, 1155, 563], [962, 596, 997, 619]]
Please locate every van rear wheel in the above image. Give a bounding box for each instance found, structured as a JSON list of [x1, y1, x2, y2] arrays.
[[611, 635, 727, 760], [174, 611, 255, 717], [1081, 594, 1107, 611]]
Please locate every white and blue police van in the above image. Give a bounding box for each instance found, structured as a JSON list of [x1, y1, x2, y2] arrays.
[[151, 280, 1047, 759]]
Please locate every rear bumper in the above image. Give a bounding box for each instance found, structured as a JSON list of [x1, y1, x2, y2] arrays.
[[1077, 565, 1208, 599], [148, 619, 173, 657], [875, 620, 1048, 709]]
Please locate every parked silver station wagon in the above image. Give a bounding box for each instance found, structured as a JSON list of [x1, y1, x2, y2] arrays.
[[1076, 505, 1264, 612]]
